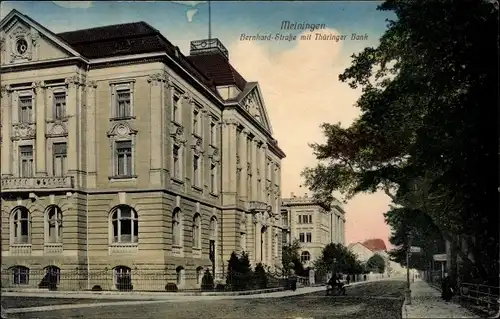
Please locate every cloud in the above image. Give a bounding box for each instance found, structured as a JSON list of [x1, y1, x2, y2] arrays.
[[0, 1, 15, 19], [52, 1, 93, 9], [228, 28, 392, 245], [186, 8, 198, 23]]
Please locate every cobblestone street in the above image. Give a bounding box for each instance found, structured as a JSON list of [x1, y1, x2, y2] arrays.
[[3, 280, 406, 319]]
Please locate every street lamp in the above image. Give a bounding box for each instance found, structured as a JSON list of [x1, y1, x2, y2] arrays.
[[405, 231, 414, 305]]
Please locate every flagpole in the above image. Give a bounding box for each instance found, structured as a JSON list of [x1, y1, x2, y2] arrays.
[[208, 0, 212, 40]]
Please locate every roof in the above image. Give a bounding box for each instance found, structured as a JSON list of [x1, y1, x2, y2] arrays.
[[187, 53, 247, 91], [362, 239, 387, 251]]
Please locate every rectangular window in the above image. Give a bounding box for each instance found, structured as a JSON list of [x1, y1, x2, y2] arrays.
[[306, 232, 312, 243], [53, 143, 67, 176], [210, 121, 216, 146], [282, 231, 288, 244], [53, 92, 66, 120], [193, 155, 200, 186], [19, 145, 33, 177], [247, 174, 252, 198], [210, 163, 216, 193], [299, 233, 305, 243], [115, 141, 132, 176], [192, 109, 199, 134], [308, 215, 312, 224], [282, 214, 288, 227], [267, 162, 271, 180], [172, 94, 181, 123], [19, 96, 33, 123], [298, 215, 302, 224], [116, 89, 131, 118], [173, 144, 180, 178]]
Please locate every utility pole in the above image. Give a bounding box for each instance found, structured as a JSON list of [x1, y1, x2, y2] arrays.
[[208, 0, 212, 40]]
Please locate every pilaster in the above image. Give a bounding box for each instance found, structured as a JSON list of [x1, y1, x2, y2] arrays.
[[1, 85, 12, 176], [147, 73, 168, 187], [251, 139, 258, 201], [260, 143, 267, 202], [239, 129, 248, 199], [65, 76, 81, 180], [34, 81, 47, 176], [85, 81, 97, 188]]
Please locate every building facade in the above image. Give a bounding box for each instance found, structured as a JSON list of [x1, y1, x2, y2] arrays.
[[0, 10, 285, 290], [348, 241, 406, 277], [281, 193, 345, 267]]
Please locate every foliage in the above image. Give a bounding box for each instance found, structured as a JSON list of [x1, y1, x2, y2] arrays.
[[226, 251, 253, 290], [302, 0, 498, 283], [313, 243, 364, 276], [254, 263, 268, 289], [165, 283, 178, 292], [201, 269, 214, 291], [281, 239, 305, 275], [366, 254, 385, 274]]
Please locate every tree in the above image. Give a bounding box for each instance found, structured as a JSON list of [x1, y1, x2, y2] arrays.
[[226, 251, 253, 290], [282, 239, 305, 275], [313, 243, 364, 276], [254, 263, 268, 289], [302, 0, 498, 284], [366, 254, 386, 274]]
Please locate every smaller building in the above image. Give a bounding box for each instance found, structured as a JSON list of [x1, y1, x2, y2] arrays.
[[348, 240, 406, 277], [281, 193, 346, 267]]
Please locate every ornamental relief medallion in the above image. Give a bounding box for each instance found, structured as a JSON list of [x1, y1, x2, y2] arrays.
[[107, 121, 138, 138], [11, 123, 36, 141], [46, 122, 68, 138]]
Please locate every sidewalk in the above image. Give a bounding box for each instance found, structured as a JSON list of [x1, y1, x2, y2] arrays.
[[1, 277, 395, 301], [402, 279, 477, 318]]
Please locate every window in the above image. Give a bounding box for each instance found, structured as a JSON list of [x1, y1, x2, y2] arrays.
[[115, 141, 132, 176], [282, 231, 288, 244], [246, 138, 252, 163], [236, 130, 241, 156], [11, 266, 29, 285], [192, 109, 199, 134], [19, 145, 33, 178], [299, 233, 305, 243], [53, 143, 67, 176], [19, 96, 33, 123], [210, 122, 216, 145], [274, 234, 279, 257], [116, 89, 131, 118], [240, 232, 246, 251], [12, 207, 30, 244], [53, 92, 66, 120], [111, 206, 138, 243], [209, 216, 217, 240], [300, 251, 311, 263], [267, 162, 271, 180], [172, 208, 182, 246], [46, 206, 63, 243], [282, 213, 288, 227], [192, 214, 201, 249], [44, 266, 61, 285], [193, 155, 200, 187], [173, 144, 181, 179], [176, 266, 185, 287], [172, 94, 181, 123], [114, 266, 132, 290], [196, 267, 204, 285], [210, 163, 216, 193], [298, 215, 302, 224], [306, 232, 312, 243], [247, 174, 252, 198]]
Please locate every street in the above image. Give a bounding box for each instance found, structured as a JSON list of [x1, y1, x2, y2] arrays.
[[2, 280, 406, 319]]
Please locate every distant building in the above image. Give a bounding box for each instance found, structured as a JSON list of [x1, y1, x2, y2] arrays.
[[281, 193, 346, 267], [348, 239, 405, 276]]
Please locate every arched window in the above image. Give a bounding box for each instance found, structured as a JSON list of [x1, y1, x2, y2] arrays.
[[110, 206, 138, 244], [46, 206, 63, 243], [44, 265, 61, 285], [192, 214, 201, 249], [300, 251, 311, 263], [11, 266, 29, 284], [172, 208, 182, 246], [11, 207, 30, 244], [176, 266, 185, 287], [261, 226, 267, 261], [274, 233, 279, 257], [196, 266, 203, 285], [209, 216, 217, 240], [114, 265, 132, 291]]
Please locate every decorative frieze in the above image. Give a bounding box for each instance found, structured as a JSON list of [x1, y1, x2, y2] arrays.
[[1, 176, 74, 191], [11, 123, 36, 140]]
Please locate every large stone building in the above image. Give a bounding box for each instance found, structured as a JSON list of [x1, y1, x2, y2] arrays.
[[281, 193, 345, 267], [0, 10, 285, 290]]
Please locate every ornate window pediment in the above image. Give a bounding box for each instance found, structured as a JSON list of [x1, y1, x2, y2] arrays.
[[107, 121, 138, 138], [46, 122, 68, 138]]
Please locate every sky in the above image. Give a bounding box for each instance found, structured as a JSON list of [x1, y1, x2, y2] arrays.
[[1, 1, 395, 248]]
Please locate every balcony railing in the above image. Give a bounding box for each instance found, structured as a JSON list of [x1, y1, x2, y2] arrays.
[[1, 176, 74, 191], [9, 244, 32, 256], [247, 201, 269, 212], [44, 243, 63, 255]]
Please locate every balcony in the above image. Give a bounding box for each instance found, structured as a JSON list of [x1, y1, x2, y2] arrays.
[[1, 176, 74, 192], [44, 243, 63, 255], [247, 201, 270, 212], [9, 244, 32, 256]]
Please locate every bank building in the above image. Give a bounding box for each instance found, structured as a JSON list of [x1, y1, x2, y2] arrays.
[[0, 10, 286, 290]]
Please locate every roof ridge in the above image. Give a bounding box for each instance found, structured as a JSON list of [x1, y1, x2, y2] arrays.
[[57, 21, 149, 35]]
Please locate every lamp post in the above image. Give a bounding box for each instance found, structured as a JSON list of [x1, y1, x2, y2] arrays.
[[405, 232, 413, 305]]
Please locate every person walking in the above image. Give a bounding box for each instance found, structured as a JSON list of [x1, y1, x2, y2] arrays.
[[441, 272, 454, 301]]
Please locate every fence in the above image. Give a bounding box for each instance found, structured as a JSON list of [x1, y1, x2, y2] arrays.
[[1, 268, 289, 293], [459, 283, 499, 317]]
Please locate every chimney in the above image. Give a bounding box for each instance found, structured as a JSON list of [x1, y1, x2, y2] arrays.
[[290, 192, 294, 198], [304, 193, 308, 198]]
